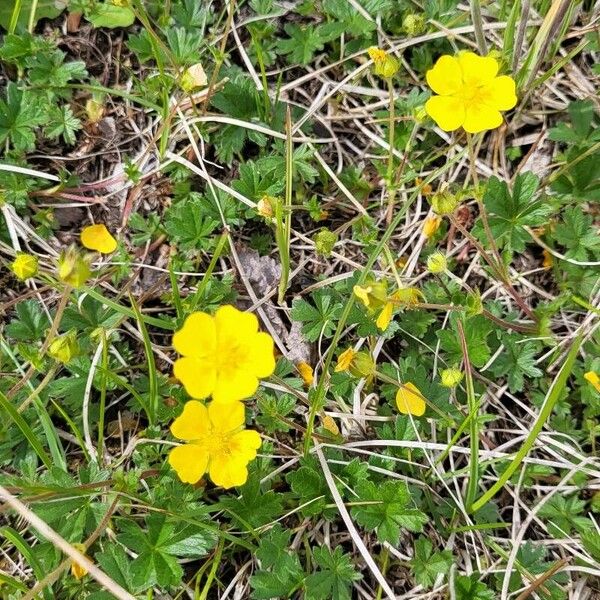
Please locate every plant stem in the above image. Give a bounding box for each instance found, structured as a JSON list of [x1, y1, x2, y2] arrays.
[[470, 0, 488, 55], [385, 78, 396, 224]]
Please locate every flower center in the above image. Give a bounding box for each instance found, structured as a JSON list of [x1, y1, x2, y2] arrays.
[[459, 82, 492, 107], [196, 430, 232, 456]]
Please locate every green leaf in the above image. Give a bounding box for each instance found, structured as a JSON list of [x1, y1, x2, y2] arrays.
[[305, 546, 361, 600], [44, 105, 81, 145], [0, 0, 66, 30], [291, 290, 343, 342], [489, 337, 543, 393], [276, 24, 326, 65], [164, 194, 218, 251], [232, 160, 284, 202], [538, 495, 591, 537], [454, 574, 495, 600], [0, 83, 44, 152], [553, 206, 600, 261], [437, 314, 492, 369], [286, 458, 332, 517], [5, 300, 51, 342], [351, 480, 428, 545], [220, 476, 283, 528], [480, 173, 552, 253], [410, 537, 452, 589], [86, 3, 136, 28]]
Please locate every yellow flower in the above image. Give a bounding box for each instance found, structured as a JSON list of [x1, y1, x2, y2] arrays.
[[376, 302, 394, 331], [335, 348, 356, 373], [391, 287, 424, 306], [173, 305, 275, 404], [57, 247, 91, 288], [353, 281, 387, 310], [168, 400, 261, 488], [11, 253, 38, 280], [425, 52, 517, 133], [584, 371, 600, 393], [396, 382, 426, 416], [80, 224, 117, 254], [367, 47, 399, 78], [422, 215, 442, 239], [542, 249, 553, 269], [70, 543, 89, 580], [297, 361, 314, 386]]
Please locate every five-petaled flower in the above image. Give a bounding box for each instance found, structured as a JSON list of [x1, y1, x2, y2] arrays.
[[425, 52, 517, 133], [173, 305, 275, 404], [81, 224, 118, 254], [169, 400, 261, 488]]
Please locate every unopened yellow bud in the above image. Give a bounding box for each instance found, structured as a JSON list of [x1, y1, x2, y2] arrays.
[[367, 46, 400, 78], [297, 361, 314, 386], [441, 367, 463, 388], [403, 14, 426, 36], [85, 98, 104, 124], [257, 196, 274, 218], [48, 331, 79, 364], [427, 252, 447, 274], [349, 351, 375, 378], [11, 253, 38, 280], [58, 247, 91, 289], [422, 215, 442, 238]]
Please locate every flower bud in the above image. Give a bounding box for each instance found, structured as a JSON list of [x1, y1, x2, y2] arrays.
[[58, 247, 91, 289], [427, 252, 447, 274], [349, 351, 375, 378], [257, 195, 274, 218], [367, 47, 400, 79], [11, 253, 38, 280], [403, 14, 426, 36], [391, 287, 424, 306], [422, 215, 441, 238], [466, 290, 483, 316], [314, 228, 338, 257], [181, 63, 208, 92], [297, 361, 314, 386], [441, 367, 463, 388], [48, 331, 79, 364], [431, 189, 459, 216]]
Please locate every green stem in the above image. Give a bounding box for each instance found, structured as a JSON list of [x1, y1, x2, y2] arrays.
[[471, 333, 583, 512]]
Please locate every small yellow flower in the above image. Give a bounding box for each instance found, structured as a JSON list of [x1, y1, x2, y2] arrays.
[[57, 247, 91, 289], [169, 400, 260, 488], [584, 371, 600, 393], [353, 281, 387, 310], [297, 361, 314, 386], [81, 224, 117, 254], [376, 302, 394, 331], [542, 249, 553, 269], [425, 52, 517, 133], [367, 46, 399, 78], [335, 348, 356, 373], [70, 543, 89, 580], [48, 331, 79, 364], [396, 382, 426, 416], [422, 215, 442, 239], [11, 253, 38, 280], [173, 305, 275, 404]]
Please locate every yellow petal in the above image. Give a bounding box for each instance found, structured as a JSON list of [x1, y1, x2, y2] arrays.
[[172, 312, 216, 358], [252, 331, 276, 378], [170, 400, 210, 440], [80, 224, 117, 254], [335, 348, 355, 373], [396, 382, 426, 417], [426, 55, 462, 95], [297, 362, 314, 386], [463, 103, 503, 133], [322, 415, 340, 436], [173, 357, 216, 400], [584, 371, 600, 393], [353, 285, 373, 308], [208, 400, 245, 433], [376, 302, 393, 331], [484, 75, 517, 111], [458, 52, 499, 86], [168, 443, 209, 484], [229, 429, 262, 461], [212, 368, 258, 403], [209, 454, 249, 488], [11, 253, 38, 280], [425, 95, 465, 131], [215, 305, 258, 343]]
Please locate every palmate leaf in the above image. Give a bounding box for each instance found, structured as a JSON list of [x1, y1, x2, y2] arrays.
[[410, 537, 453, 588], [0, 84, 45, 152], [305, 547, 362, 600], [291, 289, 343, 342]]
